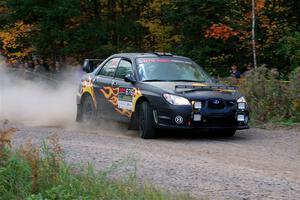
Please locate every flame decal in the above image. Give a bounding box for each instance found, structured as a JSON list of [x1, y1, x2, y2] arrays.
[[100, 86, 133, 118], [101, 86, 119, 100], [80, 77, 97, 108], [132, 88, 142, 112]]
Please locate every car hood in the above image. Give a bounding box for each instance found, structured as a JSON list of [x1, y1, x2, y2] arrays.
[[141, 81, 241, 100]]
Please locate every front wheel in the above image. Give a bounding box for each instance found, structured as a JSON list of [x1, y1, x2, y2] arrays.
[[138, 101, 157, 139]]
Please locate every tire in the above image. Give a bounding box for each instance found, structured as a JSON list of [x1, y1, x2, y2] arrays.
[[138, 101, 157, 139], [80, 95, 96, 123]]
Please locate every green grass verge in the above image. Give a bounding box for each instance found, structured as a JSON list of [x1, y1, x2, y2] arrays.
[[0, 136, 193, 200]]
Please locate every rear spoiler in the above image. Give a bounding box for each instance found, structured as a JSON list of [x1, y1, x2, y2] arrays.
[[175, 85, 237, 93]]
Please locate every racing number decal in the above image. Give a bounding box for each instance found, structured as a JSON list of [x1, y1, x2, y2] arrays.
[[118, 87, 134, 110]]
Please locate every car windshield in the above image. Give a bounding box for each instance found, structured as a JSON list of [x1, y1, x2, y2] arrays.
[[136, 58, 211, 82]]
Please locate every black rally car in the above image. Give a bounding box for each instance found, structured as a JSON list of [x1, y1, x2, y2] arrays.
[[76, 53, 249, 139]]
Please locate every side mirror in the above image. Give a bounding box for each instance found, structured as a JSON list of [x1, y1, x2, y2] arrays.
[[124, 74, 136, 83], [82, 60, 92, 73]]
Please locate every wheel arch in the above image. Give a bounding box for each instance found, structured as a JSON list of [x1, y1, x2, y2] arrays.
[[80, 92, 91, 104], [128, 96, 149, 130], [76, 92, 96, 122]]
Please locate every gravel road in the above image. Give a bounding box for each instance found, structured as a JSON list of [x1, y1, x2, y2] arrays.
[[10, 123, 300, 200]]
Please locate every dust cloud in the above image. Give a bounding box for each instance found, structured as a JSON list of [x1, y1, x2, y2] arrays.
[[0, 56, 134, 137], [0, 56, 79, 127]]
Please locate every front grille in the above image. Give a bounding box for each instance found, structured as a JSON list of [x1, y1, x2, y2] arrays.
[[204, 116, 235, 124], [192, 115, 236, 127], [208, 99, 225, 109], [226, 100, 236, 107]]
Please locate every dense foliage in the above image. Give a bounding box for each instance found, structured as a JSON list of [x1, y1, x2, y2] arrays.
[[224, 67, 300, 124], [0, 0, 299, 76]]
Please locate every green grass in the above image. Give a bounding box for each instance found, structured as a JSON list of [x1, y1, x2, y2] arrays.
[[0, 134, 193, 200]]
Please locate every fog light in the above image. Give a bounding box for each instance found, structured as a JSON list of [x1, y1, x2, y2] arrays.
[[237, 114, 245, 122], [175, 115, 183, 124], [194, 101, 202, 109], [193, 114, 201, 121], [238, 102, 246, 110]]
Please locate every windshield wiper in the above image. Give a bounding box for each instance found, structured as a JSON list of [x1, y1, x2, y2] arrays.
[[142, 79, 168, 82], [142, 79, 207, 83], [168, 79, 206, 83]]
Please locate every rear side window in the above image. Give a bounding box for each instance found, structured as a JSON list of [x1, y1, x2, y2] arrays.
[[115, 60, 133, 79], [99, 58, 120, 77]]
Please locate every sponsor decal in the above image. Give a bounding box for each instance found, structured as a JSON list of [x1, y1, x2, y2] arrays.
[[100, 86, 131, 118], [137, 58, 171, 63], [171, 60, 192, 64], [137, 58, 192, 64], [100, 86, 142, 118], [118, 87, 134, 110]]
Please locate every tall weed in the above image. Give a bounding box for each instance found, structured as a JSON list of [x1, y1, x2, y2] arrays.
[[288, 67, 300, 121]]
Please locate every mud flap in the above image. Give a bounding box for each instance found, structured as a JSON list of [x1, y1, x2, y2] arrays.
[[128, 111, 139, 130], [76, 104, 82, 122]]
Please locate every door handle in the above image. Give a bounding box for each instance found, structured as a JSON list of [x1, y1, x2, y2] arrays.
[[111, 81, 118, 87]]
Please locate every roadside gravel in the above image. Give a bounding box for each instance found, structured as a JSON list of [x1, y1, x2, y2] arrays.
[[11, 123, 300, 200]]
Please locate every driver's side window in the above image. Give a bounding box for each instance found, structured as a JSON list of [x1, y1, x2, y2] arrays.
[[98, 58, 120, 77], [115, 59, 133, 79]]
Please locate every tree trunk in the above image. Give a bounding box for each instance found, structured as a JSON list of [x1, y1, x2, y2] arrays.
[[91, 0, 100, 18], [252, 0, 258, 68]]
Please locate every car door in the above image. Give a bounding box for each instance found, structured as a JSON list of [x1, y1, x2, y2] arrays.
[[93, 57, 121, 119], [111, 58, 135, 122]]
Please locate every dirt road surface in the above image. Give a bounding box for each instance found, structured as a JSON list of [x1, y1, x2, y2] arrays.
[[11, 123, 300, 200]]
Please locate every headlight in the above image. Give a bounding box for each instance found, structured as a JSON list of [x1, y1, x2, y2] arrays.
[[163, 93, 191, 105], [237, 96, 246, 103], [237, 96, 247, 110]]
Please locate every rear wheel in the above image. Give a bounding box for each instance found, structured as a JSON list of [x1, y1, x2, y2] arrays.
[[138, 101, 157, 139], [81, 95, 96, 122]]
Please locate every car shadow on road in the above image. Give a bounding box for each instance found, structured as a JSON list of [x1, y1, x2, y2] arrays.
[[101, 121, 254, 142], [156, 129, 253, 142]]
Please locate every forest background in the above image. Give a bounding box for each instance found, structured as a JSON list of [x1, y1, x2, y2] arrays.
[[0, 0, 299, 77]]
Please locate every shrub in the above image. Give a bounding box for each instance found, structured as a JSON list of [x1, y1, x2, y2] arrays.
[[230, 66, 300, 124], [288, 67, 300, 121]]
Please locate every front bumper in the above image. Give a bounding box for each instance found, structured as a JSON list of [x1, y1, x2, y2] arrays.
[[153, 105, 249, 130]]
